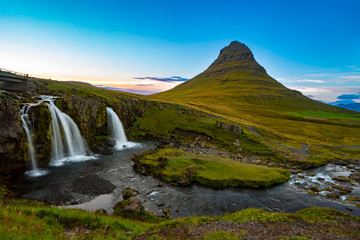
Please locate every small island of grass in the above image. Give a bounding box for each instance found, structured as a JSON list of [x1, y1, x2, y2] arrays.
[[133, 149, 290, 188]]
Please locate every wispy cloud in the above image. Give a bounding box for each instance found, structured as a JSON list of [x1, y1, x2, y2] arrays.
[[135, 84, 154, 86], [340, 75, 360, 81], [297, 79, 326, 83], [134, 76, 189, 83]]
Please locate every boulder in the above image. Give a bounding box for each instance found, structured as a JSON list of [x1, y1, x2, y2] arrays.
[[176, 165, 197, 186], [162, 208, 170, 219], [216, 121, 243, 135], [122, 187, 140, 200], [95, 209, 108, 215], [114, 196, 145, 213]]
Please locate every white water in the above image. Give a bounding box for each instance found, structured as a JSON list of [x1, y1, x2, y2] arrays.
[[20, 105, 48, 177], [106, 107, 137, 150], [44, 96, 94, 166]]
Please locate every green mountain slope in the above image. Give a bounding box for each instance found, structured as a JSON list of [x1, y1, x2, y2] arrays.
[[153, 41, 360, 161]]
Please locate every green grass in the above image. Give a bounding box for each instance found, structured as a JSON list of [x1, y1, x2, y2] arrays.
[[151, 43, 360, 162], [134, 149, 290, 188], [1, 199, 358, 239], [40, 78, 360, 165], [288, 110, 360, 120]]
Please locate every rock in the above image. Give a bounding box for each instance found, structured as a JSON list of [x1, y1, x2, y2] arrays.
[[175, 165, 197, 186], [95, 209, 108, 215], [156, 202, 165, 206], [162, 208, 170, 219], [332, 176, 351, 183], [326, 193, 340, 199], [331, 185, 353, 194], [349, 172, 360, 182], [232, 125, 243, 134], [70, 174, 116, 196], [122, 187, 140, 200], [0, 97, 27, 189], [216, 121, 232, 130], [309, 186, 320, 192], [157, 157, 167, 168], [114, 196, 145, 213], [157, 182, 164, 187]]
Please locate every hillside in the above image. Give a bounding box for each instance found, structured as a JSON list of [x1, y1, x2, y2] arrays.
[[153, 41, 360, 163]]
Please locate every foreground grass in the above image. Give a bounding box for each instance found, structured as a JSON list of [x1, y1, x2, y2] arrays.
[[133, 149, 290, 188], [0, 199, 359, 239]]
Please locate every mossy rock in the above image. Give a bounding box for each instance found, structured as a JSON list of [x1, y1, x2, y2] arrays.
[[122, 187, 140, 200]]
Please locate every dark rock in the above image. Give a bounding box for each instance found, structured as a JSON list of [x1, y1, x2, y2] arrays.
[[331, 185, 353, 194], [332, 176, 351, 183], [122, 187, 139, 200], [157, 157, 167, 168], [70, 174, 116, 196], [349, 172, 360, 182], [95, 209, 108, 215], [216, 121, 243, 134], [156, 202, 165, 207], [114, 196, 145, 213], [0, 97, 27, 190], [176, 165, 197, 186], [162, 208, 170, 219], [157, 182, 163, 187], [232, 125, 243, 134]]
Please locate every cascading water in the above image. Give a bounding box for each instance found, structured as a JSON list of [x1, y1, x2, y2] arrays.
[[106, 107, 136, 150], [43, 96, 94, 166], [20, 105, 47, 177]]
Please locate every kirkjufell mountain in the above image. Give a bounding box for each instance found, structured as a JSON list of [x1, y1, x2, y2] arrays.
[[155, 41, 345, 113]]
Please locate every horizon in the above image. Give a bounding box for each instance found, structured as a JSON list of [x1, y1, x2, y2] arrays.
[[1, 0, 359, 103]]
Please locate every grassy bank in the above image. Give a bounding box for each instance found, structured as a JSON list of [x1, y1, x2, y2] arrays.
[[0, 199, 359, 239], [133, 149, 290, 188]]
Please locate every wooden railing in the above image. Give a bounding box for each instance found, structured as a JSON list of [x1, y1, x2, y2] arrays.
[[0, 68, 52, 81]]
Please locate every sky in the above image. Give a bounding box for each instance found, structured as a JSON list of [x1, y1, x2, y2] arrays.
[[0, 0, 359, 103]]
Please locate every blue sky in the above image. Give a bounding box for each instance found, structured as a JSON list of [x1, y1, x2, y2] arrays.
[[0, 0, 359, 102]]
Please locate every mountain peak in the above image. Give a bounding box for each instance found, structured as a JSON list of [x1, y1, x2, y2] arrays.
[[210, 41, 255, 67]]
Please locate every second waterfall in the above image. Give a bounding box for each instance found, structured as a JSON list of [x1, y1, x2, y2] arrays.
[[44, 97, 94, 166]]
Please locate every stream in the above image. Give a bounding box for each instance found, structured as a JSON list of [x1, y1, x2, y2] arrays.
[[19, 141, 360, 218]]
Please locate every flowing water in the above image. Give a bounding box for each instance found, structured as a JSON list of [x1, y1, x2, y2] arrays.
[[106, 107, 137, 149], [44, 96, 95, 166], [20, 105, 48, 177], [20, 141, 360, 218]]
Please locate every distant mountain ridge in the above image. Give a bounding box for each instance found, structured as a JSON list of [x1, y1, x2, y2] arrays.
[[332, 103, 360, 112]]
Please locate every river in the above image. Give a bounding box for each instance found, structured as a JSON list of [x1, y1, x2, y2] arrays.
[[19, 141, 360, 218]]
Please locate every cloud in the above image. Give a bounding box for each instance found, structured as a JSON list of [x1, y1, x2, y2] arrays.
[[297, 79, 326, 83], [337, 93, 360, 100], [134, 76, 189, 83], [340, 75, 360, 81], [135, 84, 154, 86]]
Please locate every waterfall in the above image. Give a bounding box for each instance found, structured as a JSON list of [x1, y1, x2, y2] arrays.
[[20, 105, 47, 177], [43, 96, 94, 166], [106, 107, 136, 150]]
